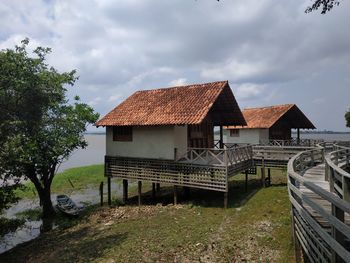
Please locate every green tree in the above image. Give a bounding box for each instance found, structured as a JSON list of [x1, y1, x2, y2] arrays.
[[305, 0, 340, 14], [0, 39, 99, 218], [345, 110, 350, 128]]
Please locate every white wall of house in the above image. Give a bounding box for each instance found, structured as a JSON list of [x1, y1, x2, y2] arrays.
[[224, 128, 269, 144], [106, 125, 188, 160]]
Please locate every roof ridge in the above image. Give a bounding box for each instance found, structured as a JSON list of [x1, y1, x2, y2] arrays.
[[243, 103, 295, 111], [135, 80, 228, 93]]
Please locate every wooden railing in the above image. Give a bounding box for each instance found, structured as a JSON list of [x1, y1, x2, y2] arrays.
[[288, 144, 350, 262], [259, 138, 323, 147], [325, 146, 350, 202], [176, 145, 253, 167], [105, 156, 228, 192], [253, 145, 314, 163]]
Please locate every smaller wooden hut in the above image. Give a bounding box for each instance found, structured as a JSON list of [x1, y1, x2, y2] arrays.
[[225, 104, 315, 145]]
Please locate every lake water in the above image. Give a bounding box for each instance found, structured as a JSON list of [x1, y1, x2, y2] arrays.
[[292, 133, 350, 142], [58, 134, 106, 172]]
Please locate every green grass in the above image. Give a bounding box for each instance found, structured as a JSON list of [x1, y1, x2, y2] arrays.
[[17, 164, 105, 199], [1, 168, 295, 263]]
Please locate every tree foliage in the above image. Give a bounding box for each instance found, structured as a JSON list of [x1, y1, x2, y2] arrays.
[[305, 0, 340, 14], [345, 110, 350, 128], [215, 0, 340, 14], [0, 39, 99, 217]]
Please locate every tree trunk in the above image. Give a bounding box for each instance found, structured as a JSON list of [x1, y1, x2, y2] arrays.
[[38, 186, 56, 218]]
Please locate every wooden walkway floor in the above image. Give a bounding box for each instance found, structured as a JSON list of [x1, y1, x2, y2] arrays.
[[301, 164, 350, 231]]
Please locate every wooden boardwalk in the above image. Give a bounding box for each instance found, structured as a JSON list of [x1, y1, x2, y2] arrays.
[[288, 144, 350, 262], [301, 164, 350, 231]]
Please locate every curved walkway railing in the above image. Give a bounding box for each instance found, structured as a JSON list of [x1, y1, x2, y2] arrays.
[[325, 146, 350, 202], [287, 143, 350, 262]]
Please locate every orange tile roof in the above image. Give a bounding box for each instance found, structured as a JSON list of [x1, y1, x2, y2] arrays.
[[96, 80, 246, 126], [227, 104, 315, 129]]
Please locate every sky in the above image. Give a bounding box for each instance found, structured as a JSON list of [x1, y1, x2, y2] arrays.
[[1, 0, 349, 131]]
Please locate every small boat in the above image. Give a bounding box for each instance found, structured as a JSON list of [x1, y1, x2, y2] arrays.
[[56, 195, 83, 216]]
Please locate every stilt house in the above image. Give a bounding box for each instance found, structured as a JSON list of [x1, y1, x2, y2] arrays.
[[224, 104, 316, 145], [96, 80, 253, 206]]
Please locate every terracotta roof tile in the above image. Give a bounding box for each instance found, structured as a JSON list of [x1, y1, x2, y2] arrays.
[[227, 104, 315, 129], [96, 80, 245, 126]]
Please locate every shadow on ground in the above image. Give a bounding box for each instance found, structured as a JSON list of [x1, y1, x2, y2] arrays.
[[1, 225, 127, 263], [123, 172, 286, 209]]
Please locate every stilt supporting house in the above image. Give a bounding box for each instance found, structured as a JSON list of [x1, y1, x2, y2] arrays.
[[174, 186, 178, 205], [261, 157, 266, 188], [245, 170, 248, 192], [219, 125, 224, 148], [261, 167, 265, 187], [297, 128, 300, 145], [138, 181, 142, 206], [122, 179, 128, 203], [152, 183, 156, 199], [107, 177, 111, 206]]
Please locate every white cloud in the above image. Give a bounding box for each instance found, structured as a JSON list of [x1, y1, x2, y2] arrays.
[[1, 0, 350, 130], [169, 78, 188, 86], [108, 94, 122, 103], [88, 97, 101, 106], [235, 83, 266, 100]]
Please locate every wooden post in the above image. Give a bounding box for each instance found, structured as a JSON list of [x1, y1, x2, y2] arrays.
[[122, 179, 128, 204], [156, 183, 160, 192], [152, 183, 156, 199], [343, 177, 350, 202], [261, 167, 266, 188], [224, 192, 228, 209], [245, 170, 248, 192], [99, 182, 104, 206], [174, 185, 178, 205], [219, 125, 223, 149], [174, 148, 178, 161], [291, 209, 302, 263], [325, 162, 329, 181], [331, 204, 345, 263], [329, 168, 335, 193], [297, 128, 300, 145], [267, 168, 271, 186], [138, 181, 142, 206], [107, 177, 111, 206], [261, 158, 266, 188]]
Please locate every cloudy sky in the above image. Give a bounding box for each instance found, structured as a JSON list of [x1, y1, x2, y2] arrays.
[[1, 0, 349, 131]]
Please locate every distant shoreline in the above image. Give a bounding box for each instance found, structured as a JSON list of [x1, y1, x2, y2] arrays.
[[84, 131, 349, 135], [291, 131, 350, 134], [84, 132, 106, 135]]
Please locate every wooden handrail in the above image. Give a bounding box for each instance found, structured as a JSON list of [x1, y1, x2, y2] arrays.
[[259, 139, 323, 147], [287, 143, 350, 262], [176, 145, 253, 166], [325, 146, 350, 204]]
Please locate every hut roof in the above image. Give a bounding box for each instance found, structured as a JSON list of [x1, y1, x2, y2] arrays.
[[96, 80, 246, 127], [226, 104, 315, 129]]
